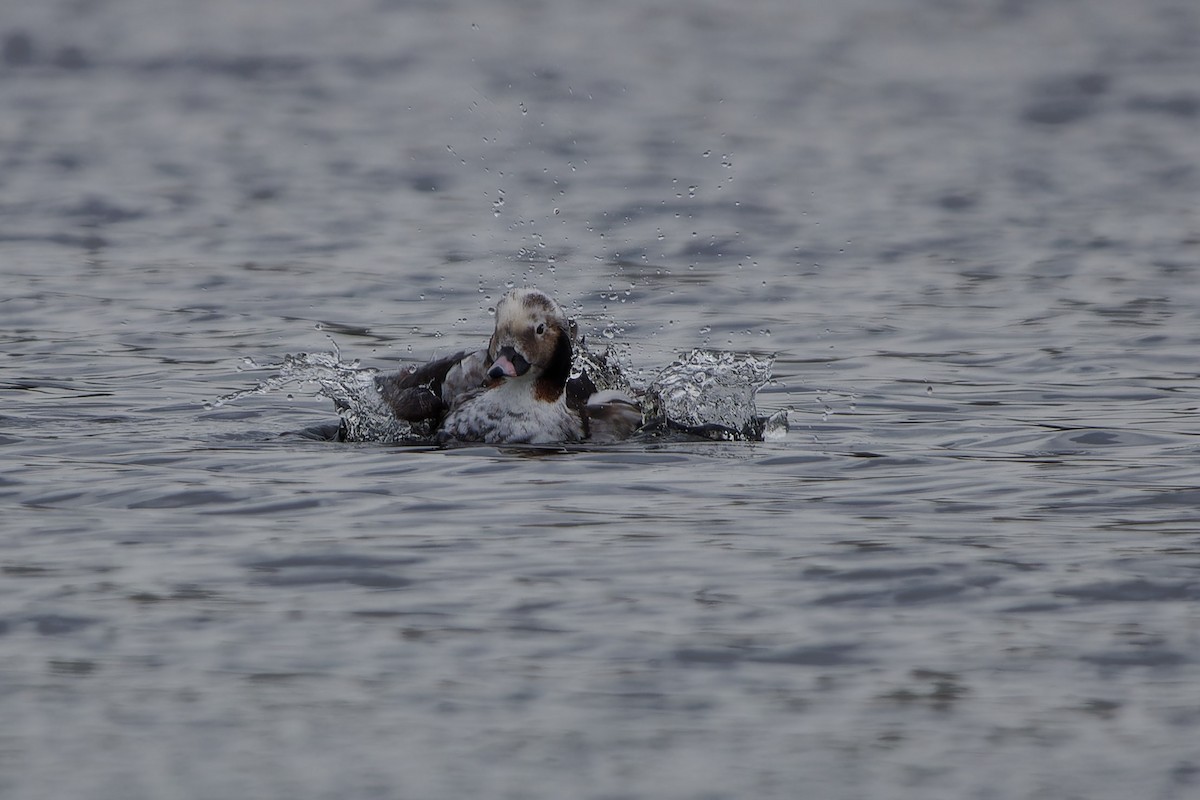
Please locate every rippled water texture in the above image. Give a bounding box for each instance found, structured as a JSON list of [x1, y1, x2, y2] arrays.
[[3, 0, 1200, 798]]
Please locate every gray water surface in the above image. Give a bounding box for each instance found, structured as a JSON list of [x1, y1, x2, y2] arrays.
[[3, 0, 1200, 798]]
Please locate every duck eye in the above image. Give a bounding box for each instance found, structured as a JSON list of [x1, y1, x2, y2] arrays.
[[535, 323, 546, 335]]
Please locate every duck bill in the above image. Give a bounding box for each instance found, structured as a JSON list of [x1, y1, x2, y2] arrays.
[[487, 346, 530, 380]]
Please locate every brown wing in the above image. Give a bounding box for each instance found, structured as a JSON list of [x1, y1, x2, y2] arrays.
[[374, 350, 468, 423]]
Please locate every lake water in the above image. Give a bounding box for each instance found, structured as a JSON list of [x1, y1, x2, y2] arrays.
[[3, 0, 1200, 798]]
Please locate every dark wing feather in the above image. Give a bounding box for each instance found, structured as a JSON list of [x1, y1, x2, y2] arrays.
[[375, 350, 467, 423], [565, 372, 598, 438]]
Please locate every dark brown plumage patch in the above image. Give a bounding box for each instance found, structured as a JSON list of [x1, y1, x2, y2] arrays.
[[533, 328, 572, 402], [387, 350, 467, 392], [375, 350, 465, 422], [379, 386, 443, 421], [565, 371, 597, 438], [533, 377, 563, 402]]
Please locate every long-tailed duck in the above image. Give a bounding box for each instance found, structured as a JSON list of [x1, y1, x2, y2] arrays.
[[375, 289, 640, 444]]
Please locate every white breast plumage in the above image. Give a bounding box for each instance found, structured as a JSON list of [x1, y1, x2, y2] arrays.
[[439, 379, 583, 444]]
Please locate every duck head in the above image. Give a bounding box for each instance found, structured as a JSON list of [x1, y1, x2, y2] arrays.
[[486, 289, 573, 398]]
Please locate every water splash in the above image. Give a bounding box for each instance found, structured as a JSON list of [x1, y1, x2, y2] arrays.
[[642, 349, 778, 440], [573, 339, 634, 395], [212, 351, 413, 442], [214, 344, 782, 443]]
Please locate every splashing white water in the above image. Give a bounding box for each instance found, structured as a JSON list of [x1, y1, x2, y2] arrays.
[[213, 344, 782, 443], [572, 339, 634, 395], [212, 351, 413, 442], [642, 349, 777, 439]]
